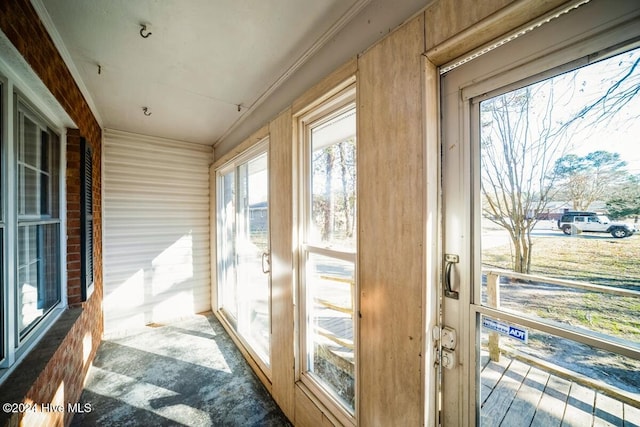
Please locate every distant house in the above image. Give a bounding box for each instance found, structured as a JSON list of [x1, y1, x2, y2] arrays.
[[534, 201, 608, 220]]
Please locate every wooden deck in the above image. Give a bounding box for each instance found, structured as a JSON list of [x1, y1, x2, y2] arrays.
[[481, 353, 640, 427]]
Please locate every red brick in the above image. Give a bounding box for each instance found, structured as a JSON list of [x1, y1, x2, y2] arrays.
[[67, 238, 81, 248]]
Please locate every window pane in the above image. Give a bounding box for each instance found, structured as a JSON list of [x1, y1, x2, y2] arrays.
[[480, 46, 640, 336], [17, 225, 40, 333], [237, 153, 270, 365], [17, 223, 60, 336], [306, 252, 355, 413], [310, 107, 356, 250], [217, 148, 272, 368], [218, 170, 237, 319], [21, 115, 39, 167], [246, 154, 269, 254], [18, 119, 59, 218], [21, 166, 40, 215], [478, 46, 640, 425], [40, 173, 50, 215], [41, 131, 50, 173], [19, 115, 41, 217]]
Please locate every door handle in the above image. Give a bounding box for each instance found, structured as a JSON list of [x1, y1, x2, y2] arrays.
[[444, 254, 459, 299], [261, 252, 271, 274]]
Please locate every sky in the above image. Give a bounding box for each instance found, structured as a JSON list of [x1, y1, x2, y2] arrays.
[[557, 46, 640, 175], [481, 44, 640, 180]]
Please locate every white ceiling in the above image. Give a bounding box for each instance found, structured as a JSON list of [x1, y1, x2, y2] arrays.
[[37, 0, 368, 145]]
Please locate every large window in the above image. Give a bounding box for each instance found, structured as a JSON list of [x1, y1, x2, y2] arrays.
[[216, 140, 271, 371], [0, 95, 63, 372], [16, 105, 61, 337], [298, 84, 357, 417]]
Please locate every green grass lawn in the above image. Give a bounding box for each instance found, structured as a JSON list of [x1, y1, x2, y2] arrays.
[[482, 233, 640, 288]]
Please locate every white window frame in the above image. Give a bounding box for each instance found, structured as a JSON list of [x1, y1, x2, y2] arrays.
[[0, 80, 67, 383], [296, 82, 358, 424], [15, 99, 62, 338]]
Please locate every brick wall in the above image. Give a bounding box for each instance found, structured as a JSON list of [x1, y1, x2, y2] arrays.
[[66, 130, 83, 307], [0, 1, 104, 426]]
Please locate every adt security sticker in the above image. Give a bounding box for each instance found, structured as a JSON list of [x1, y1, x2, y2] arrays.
[[482, 317, 528, 344]]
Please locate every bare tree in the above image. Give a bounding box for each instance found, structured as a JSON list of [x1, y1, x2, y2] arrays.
[[337, 139, 356, 238], [572, 55, 640, 124], [606, 174, 640, 222], [322, 146, 335, 241], [312, 139, 356, 243], [481, 47, 639, 273], [481, 84, 566, 273], [553, 151, 628, 210]]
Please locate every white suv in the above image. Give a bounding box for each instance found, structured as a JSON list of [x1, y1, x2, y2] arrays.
[[558, 212, 636, 238]]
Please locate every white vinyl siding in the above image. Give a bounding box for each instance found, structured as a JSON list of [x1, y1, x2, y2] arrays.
[[103, 130, 212, 335]]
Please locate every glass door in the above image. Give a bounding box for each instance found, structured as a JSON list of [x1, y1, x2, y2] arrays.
[[439, 1, 640, 425], [217, 141, 271, 370]]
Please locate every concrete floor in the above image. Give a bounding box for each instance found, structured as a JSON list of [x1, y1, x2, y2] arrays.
[[71, 313, 292, 427]]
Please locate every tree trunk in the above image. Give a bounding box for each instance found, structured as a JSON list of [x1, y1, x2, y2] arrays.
[[510, 228, 532, 274], [323, 147, 335, 241], [338, 142, 351, 238]]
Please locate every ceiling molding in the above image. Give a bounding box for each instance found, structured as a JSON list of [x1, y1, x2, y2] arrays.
[[31, 0, 104, 126], [213, 0, 372, 148]]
